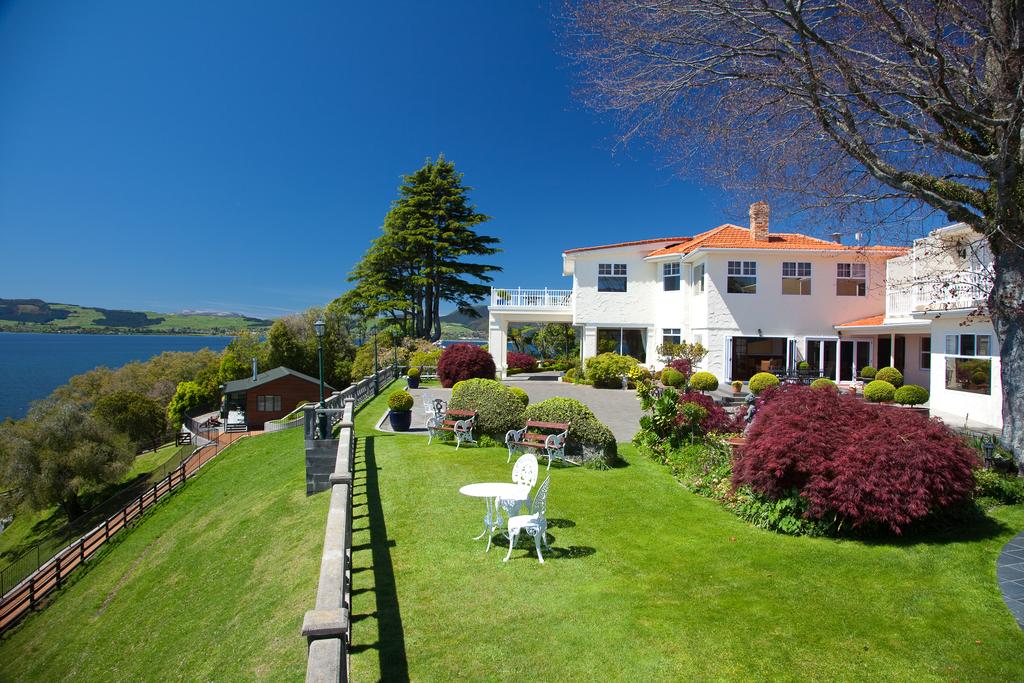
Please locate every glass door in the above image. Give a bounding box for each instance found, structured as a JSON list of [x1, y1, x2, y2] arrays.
[[840, 339, 872, 381]]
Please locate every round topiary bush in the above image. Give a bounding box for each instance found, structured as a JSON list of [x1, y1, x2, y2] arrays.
[[507, 351, 538, 372], [437, 344, 496, 388], [797, 361, 810, 371], [406, 367, 421, 379], [522, 397, 617, 466], [689, 371, 720, 392], [563, 367, 576, 382], [388, 390, 414, 412], [733, 385, 977, 534], [860, 366, 877, 379], [509, 386, 529, 408], [810, 377, 837, 390], [893, 384, 929, 406], [585, 353, 639, 388], [662, 368, 686, 388], [874, 366, 903, 388], [448, 378, 525, 437], [863, 380, 896, 402], [748, 372, 780, 396]]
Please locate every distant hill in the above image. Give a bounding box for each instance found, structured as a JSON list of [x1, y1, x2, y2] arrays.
[[439, 305, 487, 336], [0, 298, 271, 335]]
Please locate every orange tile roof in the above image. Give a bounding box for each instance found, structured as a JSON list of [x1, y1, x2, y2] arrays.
[[646, 224, 909, 257], [836, 313, 886, 328], [563, 237, 691, 255]]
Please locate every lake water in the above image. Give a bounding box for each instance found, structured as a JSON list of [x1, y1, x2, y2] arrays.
[[0, 332, 231, 421]]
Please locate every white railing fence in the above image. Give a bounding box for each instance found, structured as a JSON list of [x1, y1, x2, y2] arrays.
[[886, 270, 992, 318], [491, 287, 572, 308]]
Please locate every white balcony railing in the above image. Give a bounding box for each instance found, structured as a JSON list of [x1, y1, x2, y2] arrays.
[[491, 287, 572, 309], [886, 270, 992, 318]]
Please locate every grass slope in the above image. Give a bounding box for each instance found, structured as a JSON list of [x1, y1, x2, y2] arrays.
[[0, 429, 326, 681], [0, 300, 268, 335], [348, 384, 1024, 681]]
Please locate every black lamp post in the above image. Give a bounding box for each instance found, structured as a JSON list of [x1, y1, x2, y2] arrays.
[[372, 323, 380, 395], [314, 317, 328, 438], [983, 434, 996, 469]]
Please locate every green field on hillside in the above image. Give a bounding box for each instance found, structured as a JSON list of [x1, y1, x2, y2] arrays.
[[0, 299, 269, 335]]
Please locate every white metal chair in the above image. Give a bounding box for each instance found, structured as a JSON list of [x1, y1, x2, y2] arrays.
[[499, 453, 538, 518], [504, 476, 551, 563]]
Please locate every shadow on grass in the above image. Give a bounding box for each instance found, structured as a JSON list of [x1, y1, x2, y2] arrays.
[[856, 504, 1011, 548], [349, 435, 409, 681], [489, 527, 597, 562]]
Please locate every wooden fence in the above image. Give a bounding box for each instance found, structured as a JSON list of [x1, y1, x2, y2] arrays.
[[0, 430, 249, 633]]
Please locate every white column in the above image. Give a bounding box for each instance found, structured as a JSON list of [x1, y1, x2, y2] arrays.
[[645, 327, 658, 367], [582, 325, 598, 364], [889, 332, 896, 368], [488, 313, 508, 379]]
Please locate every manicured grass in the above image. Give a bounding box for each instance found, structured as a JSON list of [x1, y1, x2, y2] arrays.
[[2, 383, 1022, 681], [0, 429, 327, 682], [0, 442, 185, 560], [349, 383, 1024, 681]]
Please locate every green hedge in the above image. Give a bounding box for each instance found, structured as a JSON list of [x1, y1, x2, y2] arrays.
[[860, 366, 877, 379], [509, 386, 529, 408], [748, 372, 780, 395], [893, 384, 929, 406], [864, 380, 896, 402], [585, 353, 638, 388], [874, 366, 903, 388], [662, 368, 686, 388], [449, 378, 526, 437]]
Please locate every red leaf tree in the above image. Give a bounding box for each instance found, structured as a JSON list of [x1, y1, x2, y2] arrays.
[[437, 344, 496, 388]]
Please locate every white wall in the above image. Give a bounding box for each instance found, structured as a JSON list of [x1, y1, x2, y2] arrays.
[[689, 251, 891, 380], [929, 317, 1003, 428]]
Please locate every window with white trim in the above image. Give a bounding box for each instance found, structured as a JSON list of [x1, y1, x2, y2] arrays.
[[663, 328, 681, 345], [944, 334, 992, 394], [693, 263, 705, 293], [598, 263, 627, 292], [836, 262, 866, 296], [727, 260, 757, 294], [920, 336, 931, 369], [663, 262, 680, 291], [782, 261, 812, 295]]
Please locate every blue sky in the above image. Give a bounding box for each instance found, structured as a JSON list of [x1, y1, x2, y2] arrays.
[[3, 1, 786, 319]]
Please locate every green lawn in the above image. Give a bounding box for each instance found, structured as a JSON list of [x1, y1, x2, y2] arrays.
[[0, 429, 327, 681], [2, 385, 1023, 681], [349, 384, 1024, 681], [0, 442, 185, 561]]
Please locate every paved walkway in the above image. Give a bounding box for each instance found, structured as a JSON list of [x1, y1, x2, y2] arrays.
[[998, 531, 1024, 629], [379, 374, 643, 442]]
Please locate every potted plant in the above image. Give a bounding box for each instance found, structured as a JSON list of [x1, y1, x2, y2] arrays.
[[731, 380, 743, 394], [388, 390, 414, 431], [406, 366, 421, 389]]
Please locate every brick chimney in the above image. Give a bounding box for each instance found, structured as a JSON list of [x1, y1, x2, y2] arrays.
[[749, 201, 769, 241]]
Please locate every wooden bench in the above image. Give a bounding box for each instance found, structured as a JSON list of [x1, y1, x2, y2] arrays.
[[427, 409, 477, 448], [505, 420, 571, 470]]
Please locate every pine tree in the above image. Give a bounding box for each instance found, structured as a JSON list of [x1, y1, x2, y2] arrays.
[[341, 156, 500, 340]]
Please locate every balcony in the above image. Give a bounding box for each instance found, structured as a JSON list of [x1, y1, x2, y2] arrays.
[[885, 270, 992, 319], [490, 287, 572, 309]]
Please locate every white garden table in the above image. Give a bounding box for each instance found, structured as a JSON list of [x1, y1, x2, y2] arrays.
[[459, 482, 531, 550]]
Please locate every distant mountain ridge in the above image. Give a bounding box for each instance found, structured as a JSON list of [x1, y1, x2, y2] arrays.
[[438, 305, 488, 333], [0, 298, 270, 335]]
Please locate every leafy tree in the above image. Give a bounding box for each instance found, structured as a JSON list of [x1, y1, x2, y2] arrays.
[[94, 390, 168, 448], [533, 323, 578, 360], [507, 325, 537, 354], [166, 380, 216, 429], [218, 330, 269, 384], [566, 0, 1024, 468], [0, 402, 134, 519], [266, 319, 306, 374], [657, 341, 709, 367], [341, 156, 501, 340]]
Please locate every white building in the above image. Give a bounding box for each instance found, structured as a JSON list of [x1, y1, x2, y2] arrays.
[[488, 204, 1003, 430]]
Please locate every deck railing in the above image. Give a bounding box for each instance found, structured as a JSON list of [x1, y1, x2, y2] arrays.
[[885, 270, 992, 319], [491, 287, 572, 308]]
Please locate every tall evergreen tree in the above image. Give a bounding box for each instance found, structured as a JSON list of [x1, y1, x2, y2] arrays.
[[341, 156, 500, 340]]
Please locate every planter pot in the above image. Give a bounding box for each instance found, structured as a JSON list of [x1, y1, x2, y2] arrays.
[[407, 375, 420, 389], [732, 386, 743, 394], [388, 410, 412, 431]]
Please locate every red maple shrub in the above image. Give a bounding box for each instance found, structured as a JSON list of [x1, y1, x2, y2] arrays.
[[437, 344, 496, 388], [733, 385, 978, 534], [676, 391, 742, 434], [507, 351, 538, 372], [669, 358, 692, 377]]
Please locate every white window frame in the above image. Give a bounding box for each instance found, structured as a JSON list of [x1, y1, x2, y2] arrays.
[[836, 262, 867, 296], [662, 328, 681, 345], [693, 263, 705, 293], [726, 260, 757, 294], [945, 333, 991, 357], [597, 263, 628, 292], [662, 262, 681, 291], [782, 261, 812, 295]]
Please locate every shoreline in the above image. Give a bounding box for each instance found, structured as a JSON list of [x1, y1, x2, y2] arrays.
[[0, 327, 261, 337]]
